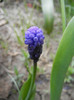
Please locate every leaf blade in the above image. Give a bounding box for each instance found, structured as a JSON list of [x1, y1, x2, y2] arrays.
[[50, 17, 74, 100], [19, 76, 31, 100], [29, 84, 36, 100]]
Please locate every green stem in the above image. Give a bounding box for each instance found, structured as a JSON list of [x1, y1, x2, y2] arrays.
[[25, 61, 37, 100], [60, 0, 66, 32]]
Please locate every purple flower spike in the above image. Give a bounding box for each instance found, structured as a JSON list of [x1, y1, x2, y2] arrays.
[[25, 26, 45, 62]]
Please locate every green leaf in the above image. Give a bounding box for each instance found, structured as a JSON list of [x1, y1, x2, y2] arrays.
[[14, 28, 24, 46], [19, 76, 31, 100], [50, 17, 74, 100], [21, 49, 28, 58], [67, 67, 74, 75], [29, 84, 36, 100], [60, 0, 66, 32], [14, 66, 19, 76], [19, 75, 36, 100], [41, 0, 54, 34]]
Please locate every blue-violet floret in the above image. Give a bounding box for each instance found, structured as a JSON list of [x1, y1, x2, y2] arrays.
[[25, 26, 44, 62]]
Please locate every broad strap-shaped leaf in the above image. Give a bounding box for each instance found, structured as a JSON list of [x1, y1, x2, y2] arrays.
[[19, 76, 31, 100], [50, 17, 74, 100], [41, 0, 54, 34], [19, 75, 36, 100]]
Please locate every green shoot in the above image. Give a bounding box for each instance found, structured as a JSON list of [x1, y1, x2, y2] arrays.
[[60, 0, 66, 32], [50, 17, 74, 100]]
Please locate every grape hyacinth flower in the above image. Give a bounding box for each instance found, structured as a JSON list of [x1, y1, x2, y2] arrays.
[[25, 26, 45, 63], [20, 26, 45, 100]]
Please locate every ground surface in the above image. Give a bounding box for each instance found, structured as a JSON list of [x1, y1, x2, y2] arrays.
[[0, 1, 74, 100]]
